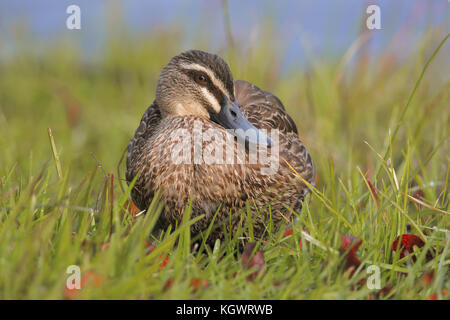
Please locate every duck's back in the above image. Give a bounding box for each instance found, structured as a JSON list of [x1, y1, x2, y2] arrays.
[[235, 80, 299, 135], [234, 79, 315, 214]]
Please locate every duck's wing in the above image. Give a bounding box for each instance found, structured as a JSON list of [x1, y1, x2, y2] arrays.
[[235, 80, 298, 135], [126, 102, 161, 183], [235, 79, 315, 192]]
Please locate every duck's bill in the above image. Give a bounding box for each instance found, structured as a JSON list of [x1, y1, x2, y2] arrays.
[[210, 99, 273, 148]]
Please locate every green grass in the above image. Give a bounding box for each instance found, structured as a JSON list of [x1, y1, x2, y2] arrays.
[[0, 23, 448, 299]]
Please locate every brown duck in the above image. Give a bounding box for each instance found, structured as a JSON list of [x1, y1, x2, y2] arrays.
[[126, 50, 314, 244]]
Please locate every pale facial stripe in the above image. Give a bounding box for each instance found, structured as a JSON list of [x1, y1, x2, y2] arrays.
[[179, 62, 230, 100], [201, 87, 221, 113]]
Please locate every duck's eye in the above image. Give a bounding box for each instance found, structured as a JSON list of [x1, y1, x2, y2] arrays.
[[194, 73, 207, 85]]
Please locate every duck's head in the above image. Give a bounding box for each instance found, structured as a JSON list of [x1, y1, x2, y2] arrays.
[[156, 50, 272, 147]]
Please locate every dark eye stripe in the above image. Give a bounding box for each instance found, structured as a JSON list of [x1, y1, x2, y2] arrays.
[[206, 82, 226, 108], [183, 69, 226, 108]]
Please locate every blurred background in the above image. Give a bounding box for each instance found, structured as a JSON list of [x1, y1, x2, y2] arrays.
[[0, 0, 448, 187]]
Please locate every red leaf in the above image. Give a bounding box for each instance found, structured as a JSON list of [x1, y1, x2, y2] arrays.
[[122, 200, 140, 218], [422, 270, 434, 285], [283, 228, 293, 237], [160, 255, 170, 270], [340, 235, 362, 276], [242, 242, 265, 281], [144, 241, 169, 269], [392, 234, 430, 262], [427, 290, 447, 300], [378, 285, 393, 297], [284, 228, 308, 248], [164, 278, 174, 290], [144, 241, 158, 255], [190, 278, 209, 290], [64, 270, 103, 300]]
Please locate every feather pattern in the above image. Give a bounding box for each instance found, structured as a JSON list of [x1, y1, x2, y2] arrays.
[[126, 61, 314, 244]]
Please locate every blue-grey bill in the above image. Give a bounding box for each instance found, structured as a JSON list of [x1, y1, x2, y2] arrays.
[[210, 99, 273, 148]]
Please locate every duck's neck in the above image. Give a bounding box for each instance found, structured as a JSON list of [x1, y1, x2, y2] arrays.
[[158, 100, 210, 119]]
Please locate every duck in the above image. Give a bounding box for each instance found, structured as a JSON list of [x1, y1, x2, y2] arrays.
[[126, 50, 315, 244]]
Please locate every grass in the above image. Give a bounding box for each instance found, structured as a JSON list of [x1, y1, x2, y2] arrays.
[[0, 20, 449, 299]]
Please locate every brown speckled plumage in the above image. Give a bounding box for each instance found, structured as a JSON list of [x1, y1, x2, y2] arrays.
[[126, 50, 314, 244]]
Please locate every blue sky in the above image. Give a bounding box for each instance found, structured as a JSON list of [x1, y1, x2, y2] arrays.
[[0, 0, 448, 68]]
